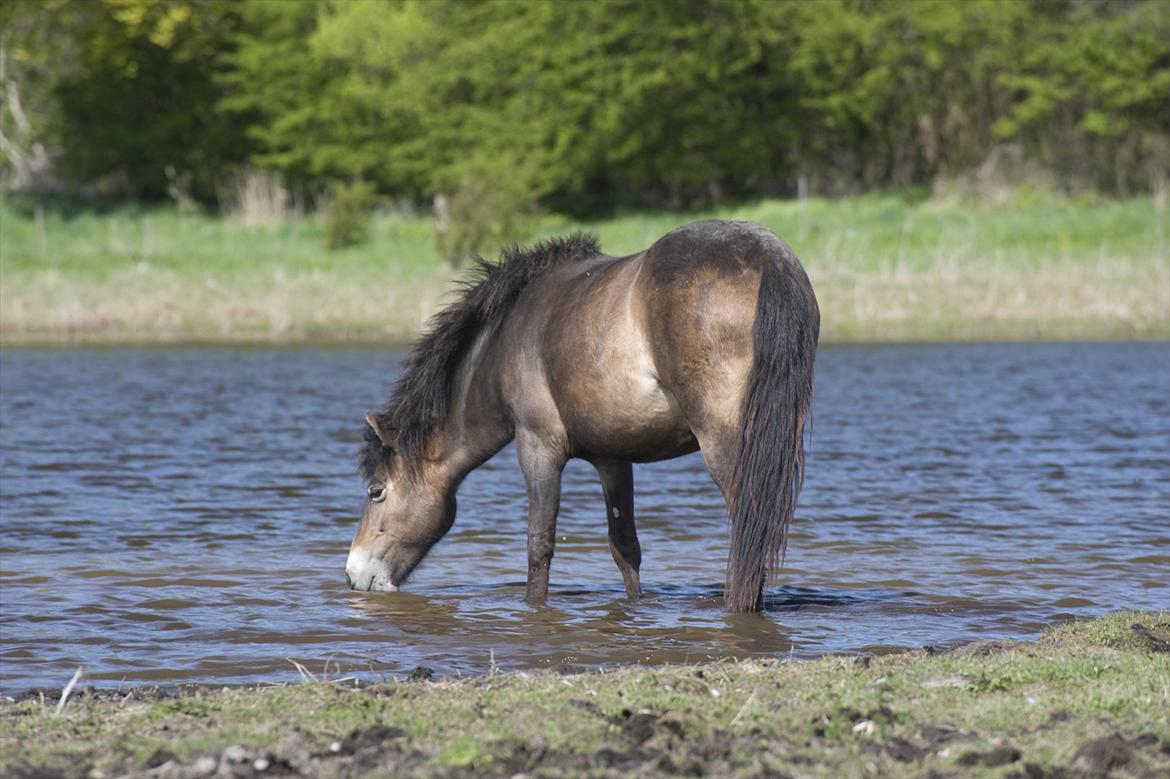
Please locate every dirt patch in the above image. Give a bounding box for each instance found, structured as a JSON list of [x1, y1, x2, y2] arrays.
[[405, 667, 435, 682], [567, 698, 605, 719], [919, 724, 974, 746], [953, 640, 1022, 657], [957, 744, 1022, 767], [7, 684, 222, 706], [1011, 763, 1079, 779], [337, 725, 408, 754], [879, 737, 929, 763], [619, 711, 661, 744], [1072, 733, 1134, 773], [618, 709, 684, 746], [4, 762, 69, 779], [1130, 623, 1170, 653], [138, 731, 422, 779]]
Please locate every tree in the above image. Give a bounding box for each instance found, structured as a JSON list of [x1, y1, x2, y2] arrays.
[[1, 0, 248, 200], [5, 0, 1168, 208]]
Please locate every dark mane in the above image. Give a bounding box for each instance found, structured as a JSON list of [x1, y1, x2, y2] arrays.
[[360, 233, 601, 481]]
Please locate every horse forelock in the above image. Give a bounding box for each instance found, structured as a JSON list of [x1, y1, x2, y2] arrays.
[[359, 423, 395, 482], [358, 233, 601, 479]]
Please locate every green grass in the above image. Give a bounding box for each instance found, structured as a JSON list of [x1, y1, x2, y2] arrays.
[[2, 612, 1168, 778], [1, 191, 1167, 342]]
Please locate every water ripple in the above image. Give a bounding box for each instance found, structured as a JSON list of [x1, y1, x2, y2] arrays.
[[0, 342, 1168, 692]]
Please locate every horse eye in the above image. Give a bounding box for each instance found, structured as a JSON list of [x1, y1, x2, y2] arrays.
[[368, 484, 388, 503]]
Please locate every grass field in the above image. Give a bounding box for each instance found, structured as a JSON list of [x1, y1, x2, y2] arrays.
[[1, 192, 1167, 343], [2, 612, 1167, 778]]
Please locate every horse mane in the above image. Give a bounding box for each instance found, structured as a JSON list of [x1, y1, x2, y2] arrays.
[[360, 233, 601, 480]]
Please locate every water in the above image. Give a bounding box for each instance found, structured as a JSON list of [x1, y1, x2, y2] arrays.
[[1, 343, 1167, 693]]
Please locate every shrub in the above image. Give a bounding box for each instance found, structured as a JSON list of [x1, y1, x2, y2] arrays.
[[433, 164, 539, 268], [324, 180, 377, 250]]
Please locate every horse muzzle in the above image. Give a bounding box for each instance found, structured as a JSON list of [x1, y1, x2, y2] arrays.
[[345, 548, 400, 592]]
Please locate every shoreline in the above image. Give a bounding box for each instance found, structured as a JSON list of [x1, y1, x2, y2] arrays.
[[2, 611, 1167, 778], [3, 279, 1165, 347], [2, 331, 1167, 349], [2, 320, 1167, 348]]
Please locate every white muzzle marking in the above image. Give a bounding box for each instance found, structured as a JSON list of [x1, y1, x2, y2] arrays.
[[345, 548, 399, 592]]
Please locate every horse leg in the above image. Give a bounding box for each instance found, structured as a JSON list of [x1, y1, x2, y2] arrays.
[[692, 428, 736, 501], [517, 432, 566, 605], [594, 459, 641, 599], [695, 427, 768, 611]]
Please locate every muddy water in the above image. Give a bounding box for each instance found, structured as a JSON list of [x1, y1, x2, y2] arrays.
[[1, 343, 1167, 692]]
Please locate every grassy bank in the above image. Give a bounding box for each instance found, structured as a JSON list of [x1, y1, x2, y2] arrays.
[[2, 612, 1168, 778], [1, 193, 1167, 343]]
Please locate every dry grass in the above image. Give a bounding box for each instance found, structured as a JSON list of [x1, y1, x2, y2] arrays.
[[0, 264, 449, 342], [218, 169, 300, 227], [3, 256, 1164, 344], [1, 193, 1166, 343], [814, 255, 1170, 341]]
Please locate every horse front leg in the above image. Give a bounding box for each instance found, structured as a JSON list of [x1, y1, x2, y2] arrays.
[[517, 433, 566, 605], [594, 459, 641, 599]]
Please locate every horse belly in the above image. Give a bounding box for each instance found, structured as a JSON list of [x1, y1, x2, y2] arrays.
[[593, 376, 696, 461], [537, 253, 705, 462], [555, 331, 699, 462]]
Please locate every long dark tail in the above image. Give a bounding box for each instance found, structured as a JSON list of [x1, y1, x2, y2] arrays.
[[725, 254, 819, 613]]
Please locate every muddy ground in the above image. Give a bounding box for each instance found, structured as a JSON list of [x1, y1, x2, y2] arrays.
[[2, 612, 1168, 778]]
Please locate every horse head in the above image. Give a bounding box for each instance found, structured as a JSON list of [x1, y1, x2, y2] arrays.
[[345, 411, 456, 592]]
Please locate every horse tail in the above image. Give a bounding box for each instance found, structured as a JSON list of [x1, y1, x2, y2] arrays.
[[725, 250, 819, 613]]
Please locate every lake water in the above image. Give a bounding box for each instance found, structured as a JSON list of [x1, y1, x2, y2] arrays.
[[1, 343, 1167, 693]]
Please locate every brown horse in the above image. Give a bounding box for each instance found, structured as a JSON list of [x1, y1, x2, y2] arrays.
[[347, 220, 819, 612]]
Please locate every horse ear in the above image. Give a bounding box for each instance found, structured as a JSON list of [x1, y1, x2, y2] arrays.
[[365, 411, 394, 450]]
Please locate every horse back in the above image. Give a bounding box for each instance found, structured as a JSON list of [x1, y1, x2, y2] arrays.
[[496, 220, 805, 462]]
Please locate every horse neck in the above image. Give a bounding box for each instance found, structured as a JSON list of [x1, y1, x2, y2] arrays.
[[433, 323, 514, 486]]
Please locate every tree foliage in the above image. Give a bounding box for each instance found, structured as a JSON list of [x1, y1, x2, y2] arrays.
[[3, 0, 1167, 211], [2, 0, 246, 199]]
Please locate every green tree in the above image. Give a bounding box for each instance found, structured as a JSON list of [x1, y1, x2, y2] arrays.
[[995, 0, 1170, 192], [2, 0, 248, 200], [6, 0, 1168, 211]]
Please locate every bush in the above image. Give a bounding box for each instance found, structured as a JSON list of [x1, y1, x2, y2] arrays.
[[324, 180, 377, 250], [433, 164, 539, 268]]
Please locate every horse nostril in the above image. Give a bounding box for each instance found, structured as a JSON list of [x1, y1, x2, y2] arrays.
[[345, 571, 354, 589]]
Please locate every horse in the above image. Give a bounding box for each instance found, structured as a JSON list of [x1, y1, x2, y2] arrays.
[[346, 219, 819, 612]]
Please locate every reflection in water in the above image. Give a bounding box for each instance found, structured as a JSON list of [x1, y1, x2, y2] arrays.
[[1, 342, 1168, 691]]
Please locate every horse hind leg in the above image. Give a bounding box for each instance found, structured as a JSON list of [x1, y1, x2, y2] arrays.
[[594, 459, 642, 599], [693, 427, 768, 612], [656, 368, 767, 609]]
